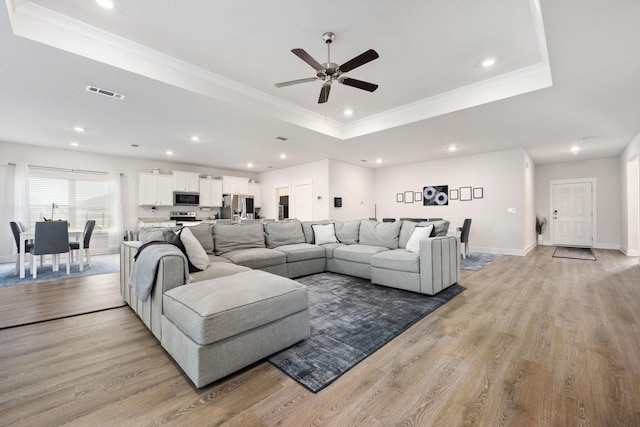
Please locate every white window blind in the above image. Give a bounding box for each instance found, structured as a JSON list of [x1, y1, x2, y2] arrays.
[[28, 168, 111, 232]]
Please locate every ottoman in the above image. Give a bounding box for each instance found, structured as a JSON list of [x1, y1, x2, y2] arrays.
[[161, 269, 310, 388]]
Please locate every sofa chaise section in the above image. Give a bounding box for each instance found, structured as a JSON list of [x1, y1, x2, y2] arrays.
[[161, 269, 310, 388]]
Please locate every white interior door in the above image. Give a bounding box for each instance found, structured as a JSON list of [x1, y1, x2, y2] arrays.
[[552, 181, 593, 247], [293, 182, 312, 221]]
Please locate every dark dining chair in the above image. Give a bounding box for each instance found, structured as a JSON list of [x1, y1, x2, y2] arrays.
[[30, 221, 70, 278], [10, 221, 34, 275], [458, 218, 472, 259], [70, 220, 96, 268]]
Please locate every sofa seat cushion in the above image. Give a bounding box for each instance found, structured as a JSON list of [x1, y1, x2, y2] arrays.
[[189, 262, 251, 282], [333, 244, 389, 264], [208, 254, 232, 263], [371, 249, 420, 273], [163, 270, 309, 346], [274, 243, 326, 263], [321, 242, 345, 259], [221, 248, 286, 269]]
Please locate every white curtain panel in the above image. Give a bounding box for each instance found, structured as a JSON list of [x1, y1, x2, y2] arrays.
[[108, 172, 124, 252]]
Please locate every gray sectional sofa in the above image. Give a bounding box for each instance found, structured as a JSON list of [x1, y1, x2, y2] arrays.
[[120, 218, 459, 388]]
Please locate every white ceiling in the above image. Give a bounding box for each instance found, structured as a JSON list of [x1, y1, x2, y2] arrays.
[[1, 0, 639, 172]]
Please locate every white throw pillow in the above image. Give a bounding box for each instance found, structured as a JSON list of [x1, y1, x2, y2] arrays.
[[405, 225, 434, 253], [180, 227, 209, 270], [312, 223, 338, 245]]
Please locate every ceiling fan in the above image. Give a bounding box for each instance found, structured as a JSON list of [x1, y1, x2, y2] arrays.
[[275, 32, 379, 104]]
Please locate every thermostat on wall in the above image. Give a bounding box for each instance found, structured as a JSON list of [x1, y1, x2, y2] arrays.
[[334, 197, 342, 208]]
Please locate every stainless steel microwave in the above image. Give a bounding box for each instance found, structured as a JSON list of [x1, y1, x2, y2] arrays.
[[174, 192, 199, 206]]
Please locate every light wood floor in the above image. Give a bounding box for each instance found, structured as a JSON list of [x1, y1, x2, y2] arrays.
[[0, 247, 639, 426], [0, 272, 124, 329]]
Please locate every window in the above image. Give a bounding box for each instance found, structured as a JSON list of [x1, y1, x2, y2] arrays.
[[27, 168, 111, 233]]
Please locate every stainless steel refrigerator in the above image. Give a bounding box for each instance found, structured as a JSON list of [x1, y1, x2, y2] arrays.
[[221, 194, 254, 219]]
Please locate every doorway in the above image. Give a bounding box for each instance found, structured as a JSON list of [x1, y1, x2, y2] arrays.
[[293, 181, 312, 221], [276, 186, 289, 220], [550, 178, 595, 247]]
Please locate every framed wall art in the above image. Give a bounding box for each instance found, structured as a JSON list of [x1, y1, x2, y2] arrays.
[[450, 189, 459, 200], [460, 186, 472, 201], [404, 191, 414, 203], [422, 185, 449, 206], [473, 187, 484, 199], [414, 191, 422, 202], [396, 193, 404, 203]]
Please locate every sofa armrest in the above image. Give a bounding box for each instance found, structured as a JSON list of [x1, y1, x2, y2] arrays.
[[120, 242, 188, 340], [419, 236, 460, 295]]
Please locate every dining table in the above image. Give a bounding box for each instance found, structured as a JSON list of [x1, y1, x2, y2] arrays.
[[19, 228, 85, 279]]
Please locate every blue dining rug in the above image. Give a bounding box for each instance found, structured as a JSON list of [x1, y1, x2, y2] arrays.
[[460, 253, 503, 271], [268, 272, 465, 393], [0, 254, 120, 287]]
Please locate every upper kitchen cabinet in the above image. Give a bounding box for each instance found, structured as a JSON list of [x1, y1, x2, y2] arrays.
[[222, 176, 249, 194], [248, 182, 262, 207], [138, 173, 173, 206], [199, 178, 223, 207], [173, 171, 200, 192]]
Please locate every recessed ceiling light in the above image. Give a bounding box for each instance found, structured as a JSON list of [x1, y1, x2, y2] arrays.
[[343, 108, 354, 116], [481, 58, 496, 68], [376, 158, 382, 164], [570, 146, 580, 154], [448, 145, 458, 152], [73, 126, 85, 133], [247, 162, 253, 168], [70, 142, 79, 147], [191, 135, 200, 142], [280, 154, 287, 159], [165, 150, 174, 156], [96, 0, 114, 9]]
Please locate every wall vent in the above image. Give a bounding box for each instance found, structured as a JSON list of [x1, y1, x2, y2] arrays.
[[86, 85, 125, 100]]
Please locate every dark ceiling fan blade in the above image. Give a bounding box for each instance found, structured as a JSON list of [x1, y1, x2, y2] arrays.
[[274, 77, 318, 88], [339, 49, 379, 73], [318, 82, 331, 104], [291, 48, 324, 71], [340, 77, 379, 92]]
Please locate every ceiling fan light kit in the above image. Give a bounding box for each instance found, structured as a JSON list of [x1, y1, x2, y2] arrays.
[[275, 32, 379, 104]]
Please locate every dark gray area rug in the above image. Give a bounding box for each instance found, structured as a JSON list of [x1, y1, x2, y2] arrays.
[[0, 254, 120, 287], [553, 246, 596, 261], [268, 272, 465, 393], [460, 253, 503, 271]]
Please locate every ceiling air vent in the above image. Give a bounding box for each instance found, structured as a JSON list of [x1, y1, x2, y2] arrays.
[[275, 136, 289, 141], [86, 85, 125, 100]]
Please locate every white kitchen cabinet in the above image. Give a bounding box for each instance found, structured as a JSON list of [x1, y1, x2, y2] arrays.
[[138, 173, 173, 206], [172, 171, 200, 192], [248, 182, 262, 207], [222, 175, 249, 194], [199, 178, 223, 207]]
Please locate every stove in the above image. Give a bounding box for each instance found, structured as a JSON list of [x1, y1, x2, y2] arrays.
[[170, 211, 199, 223]]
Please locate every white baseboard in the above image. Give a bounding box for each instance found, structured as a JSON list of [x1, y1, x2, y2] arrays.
[[472, 246, 527, 257]]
